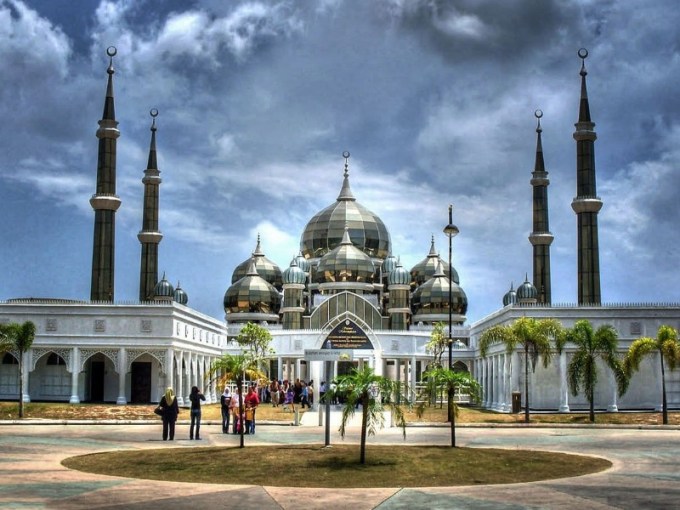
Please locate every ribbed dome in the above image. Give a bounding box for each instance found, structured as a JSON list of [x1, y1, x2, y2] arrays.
[[411, 262, 467, 316], [173, 282, 189, 305], [388, 260, 411, 286], [314, 227, 375, 283], [295, 251, 310, 273], [224, 261, 281, 314], [282, 257, 307, 285], [516, 274, 538, 301], [231, 235, 283, 291], [300, 156, 391, 260], [382, 254, 397, 274], [153, 273, 174, 298], [502, 282, 517, 306], [410, 236, 459, 287]]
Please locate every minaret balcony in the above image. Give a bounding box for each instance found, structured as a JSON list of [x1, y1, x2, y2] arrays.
[[90, 194, 121, 211], [573, 122, 597, 141], [137, 230, 164, 244], [571, 196, 603, 214], [142, 173, 162, 184], [528, 232, 554, 245], [530, 174, 550, 186], [96, 119, 120, 139]]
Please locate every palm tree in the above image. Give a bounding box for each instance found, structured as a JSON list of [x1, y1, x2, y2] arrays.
[[1, 322, 36, 418], [624, 325, 679, 425], [564, 320, 628, 423], [417, 367, 481, 447], [208, 353, 265, 448], [479, 317, 563, 423], [324, 365, 406, 464], [0, 326, 13, 355]]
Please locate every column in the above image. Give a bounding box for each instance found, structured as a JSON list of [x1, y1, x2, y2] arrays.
[[277, 356, 283, 381], [176, 351, 184, 406], [69, 347, 81, 404], [655, 352, 664, 412], [481, 357, 488, 407], [607, 369, 619, 412], [22, 350, 31, 403], [559, 352, 570, 412], [165, 348, 175, 395], [501, 353, 509, 412], [116, 348, 127, 404], [410, 355, 417, 404]]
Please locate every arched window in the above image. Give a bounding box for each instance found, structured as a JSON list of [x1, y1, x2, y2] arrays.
[[47, 353, 66, 365], [2, 353, 18, 365]]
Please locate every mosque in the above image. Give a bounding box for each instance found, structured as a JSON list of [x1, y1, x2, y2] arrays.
[[1, 48, 678, 412]]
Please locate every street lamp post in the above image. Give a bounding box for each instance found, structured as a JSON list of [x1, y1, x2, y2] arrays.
[[443, 205, 459, 422]]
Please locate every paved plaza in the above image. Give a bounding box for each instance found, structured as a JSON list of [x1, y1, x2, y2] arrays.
[[1, 417, 679, 509]]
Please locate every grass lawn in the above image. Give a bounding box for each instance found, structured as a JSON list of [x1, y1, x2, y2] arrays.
[[1, 401, 678, 425], [62, 444, 611, 487]]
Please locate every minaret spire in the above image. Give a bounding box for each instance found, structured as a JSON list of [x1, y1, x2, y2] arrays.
[[571, 48, 602, 304], [90, 46, 121, 302], [529, 109, 553, 304], [337, 150, 356, 201], [138, 109, 163, 301]]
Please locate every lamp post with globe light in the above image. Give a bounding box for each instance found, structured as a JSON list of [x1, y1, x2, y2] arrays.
[[443, 205, 459, 421]]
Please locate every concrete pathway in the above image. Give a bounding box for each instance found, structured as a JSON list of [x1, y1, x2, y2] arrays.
[[1, 420, 679, 509]]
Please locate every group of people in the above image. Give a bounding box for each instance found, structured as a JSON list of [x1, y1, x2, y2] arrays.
[[268, 378, 313, 412], [157, 386, 205, 441], [157, 378, 318, 441], [220, 385, 260, 435]]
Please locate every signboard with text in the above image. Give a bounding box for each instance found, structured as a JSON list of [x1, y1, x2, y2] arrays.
[[321, 319, 373, 350], [304, 349, 354, 362]]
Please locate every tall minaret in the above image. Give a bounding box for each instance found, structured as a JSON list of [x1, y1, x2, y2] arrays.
[[90, 47, 121, 302], [571, 48, 602, 304], [529, 109, 553, 304], [138, 109, 163, 301]]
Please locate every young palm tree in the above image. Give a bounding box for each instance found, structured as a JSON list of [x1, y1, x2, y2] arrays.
[[624, 325, 679, 425], [208, 353, 266, 448], [0, 326, 13, 355], [479, 317, 563, 423], [324, 365, 406, 464], [417, 367, 481, 447], [1, 322, 36, 418], [565, 320, 628, 423]]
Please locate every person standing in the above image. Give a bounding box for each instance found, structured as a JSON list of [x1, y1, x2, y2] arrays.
[[189, 386, 206, 440], [300, 381, 309, 409], [220, 387, 232, 434], [230, 388, 243, 434], [244, 385, 260, 434], [159, 387, 179, 441]]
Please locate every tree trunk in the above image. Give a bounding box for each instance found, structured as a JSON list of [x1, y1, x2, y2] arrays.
[[660, 352, 668, 425], [524, 345, 530, 424], [360, 392, 368, 464], [449, 387, 456, 447], [589, 388, 595, 423], [18, 351, 24, 419]]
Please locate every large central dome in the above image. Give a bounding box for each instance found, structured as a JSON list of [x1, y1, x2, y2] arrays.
[[300, 154, 391, 260]]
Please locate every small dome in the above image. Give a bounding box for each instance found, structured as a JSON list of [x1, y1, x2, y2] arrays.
[[411, 261, 467, 316], [173, 282, 188, 305], [300, 155, 391, 260], [410, 236, 460, 287], [231, 235, 283, 291], [282, 257, 307, 285], [516, 274, 538, 301], [295, 251, 310, 273], [502, 282, 516, 306], [388, 259, 411, 286], [224, 261, 281, 314], [314, 227, 375, 283], [153, 273, 174, 298], [382, 254, 397, 274]]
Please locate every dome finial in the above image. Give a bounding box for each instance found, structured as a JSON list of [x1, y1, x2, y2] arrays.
[[534, 109, 543, 133], [106, 46, 117, 75], [578, 47, 588, 76], [342, 150, 350, 178], [337, 151, 356, 201], [253, 233, 264, 256], [150, 108, 158, 130]]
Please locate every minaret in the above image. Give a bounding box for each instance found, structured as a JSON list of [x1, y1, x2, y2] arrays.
[[138, 109, 163, 301], [90, 47, 121, 301], [571, 48, 602, 304], [529, 109, 553, 304]]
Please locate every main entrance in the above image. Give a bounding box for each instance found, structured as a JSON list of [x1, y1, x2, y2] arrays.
[[130, 362, 151, 403]]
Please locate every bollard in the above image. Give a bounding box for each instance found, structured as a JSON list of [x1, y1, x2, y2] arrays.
[[294, 409, 300, 426], [318, 404, 324, 426]]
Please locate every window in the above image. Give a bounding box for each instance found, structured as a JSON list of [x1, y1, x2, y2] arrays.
[[47, 353, 66, 365]]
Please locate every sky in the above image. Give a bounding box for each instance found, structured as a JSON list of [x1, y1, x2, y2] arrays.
[[0, 0, 679, 324]]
